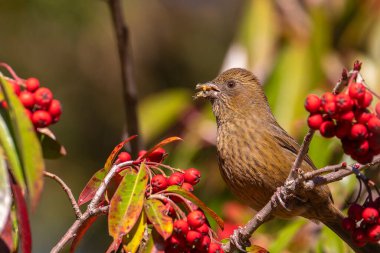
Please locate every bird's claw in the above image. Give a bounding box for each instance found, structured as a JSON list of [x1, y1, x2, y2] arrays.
[[230, 227, 250, 252], [272, 187, 292, 212]]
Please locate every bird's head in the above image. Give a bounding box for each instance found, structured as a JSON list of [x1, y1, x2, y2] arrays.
[[195, 68, 270, 121]]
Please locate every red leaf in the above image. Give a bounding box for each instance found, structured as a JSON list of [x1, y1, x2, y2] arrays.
[[78, 168, 107, 206], [11, 183, 31, 253], [104, 135, 137, 172], [139, 137, 182, 160], [70, 216, 98, 253]]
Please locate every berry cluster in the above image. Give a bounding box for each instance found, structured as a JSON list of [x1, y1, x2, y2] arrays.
[[342, 197, 380, 246], [305, 82, 380, 164], [2, 77, 62, 128], [116, 148, 222, 252]]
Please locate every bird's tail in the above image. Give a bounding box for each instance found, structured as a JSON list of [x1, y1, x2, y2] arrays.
[[322, 205, 380, 253]]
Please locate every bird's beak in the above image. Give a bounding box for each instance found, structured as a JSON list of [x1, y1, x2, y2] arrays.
[[194, 83, 220, 100]]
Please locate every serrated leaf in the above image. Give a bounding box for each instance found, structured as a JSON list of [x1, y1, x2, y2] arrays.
[[165, 185, 224, 229], [104, 135, 137, 172], [139, 136, 182, 160], [144, 199, 173, 240], [11, 183, 31, 253], [0, 77, 44, 208], [0, 112, 25, 192], [141, 228, 165, 253], [70, 215, 98, 253], [0, 148, 11, 232], [37, 128, 66, 159], [78, 168, 107, 206], [122, 212, 146, 253], [108, 163, 148, 244]]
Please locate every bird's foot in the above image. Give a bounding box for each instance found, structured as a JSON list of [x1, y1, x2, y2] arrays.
[[230, 226, 251, 252], [272, 187, 292, 212]]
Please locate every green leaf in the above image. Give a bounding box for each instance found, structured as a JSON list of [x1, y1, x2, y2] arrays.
[[104, 135, 137, 173], [122, 212, 146, 253], [78, 168, 107, 206], [0, 77, 44, 208], [37, 128, 66, 159], [144, 199, 173, 240], [247, 245, 269, 253], [0, 148, 11, 232], [141, 228, 165, 253], [108, 163, 148, 244], [0, 112, 25, 192], [268, 219, 306, 252], [165, 185, 224, 230]]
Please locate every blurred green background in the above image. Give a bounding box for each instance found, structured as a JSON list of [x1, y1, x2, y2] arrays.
[[1, 0, 380, 252]]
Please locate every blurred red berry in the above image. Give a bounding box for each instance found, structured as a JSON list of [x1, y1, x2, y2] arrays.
[[349, 82, 366, 99], [339, 110, 354, 122], [186, 230, 202, 247], [321, 92, 335, 106], [323, 102, 337, 117], [48, 99, 62, 117], [148, 147, 166, 163], [118, 152, 131, 162], [182, 182, 194, 192], [368, 116, 380, 134], [198, 235, 211, 251], [355, 140, 369, 156], [168, 234, 185, 249], [32, 110, 52, 128], [319, 120, 336, 138], [335, 122, 352, 139], [19, 91, 35, 108], [164, 202, 175, 217], [362, 207, 379, 224], [1, 101, 8, 109], [11, 82, 20, 95], [151, 174, 168, 192], [352, 228, 367, 247], [34, 87, 53, 107], [173, 219, 189, 236], [24, 109, 32, 120], [356, 91, 372, 109], [335, 93, 353, 111], [208, 243, 224, 253], [348, 203, 364, 221], [350, 124, 368, 140], [369, 133, 380, 153], [184, 168, 201, 185], [355, 110, 372, 124], [304, 94, 321, 113], [187, 210, 206, 229], [342, 217, 356, 231], [195, 223, 209, 235], [367, 225, 380, 242], [168, 172, 184, 186], [307, 114, 323, 130], [138, 150, 147, 159], [25, 77, 40, 92]]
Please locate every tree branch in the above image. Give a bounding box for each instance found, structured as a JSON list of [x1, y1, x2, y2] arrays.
[[107, 0, 141, 157]]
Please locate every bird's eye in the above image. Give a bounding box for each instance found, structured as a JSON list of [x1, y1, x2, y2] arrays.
[[226, 80, 236, 89]]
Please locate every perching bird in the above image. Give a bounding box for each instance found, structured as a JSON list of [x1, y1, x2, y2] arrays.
[[195, 68, 380, 253]]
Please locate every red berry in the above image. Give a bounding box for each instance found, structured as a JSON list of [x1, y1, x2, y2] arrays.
[[348, 203, 364, 221], [165, 202, 175, 217], [1, 101, 8, 109], [376, 102, 380, 117], [19, 91, 35, 108], [148, 147, 166, 163], [321, 92, 335, 106], [168, 234, 185, 249], [323, 102, 337, 117], [335, 93, 353, 111], [342, 217, 356, 231], [208, 243, 224, 253], [186, 230, 202, 247], [352, 228, 367, 247], [336, 121, 352, 139], [356, 91, 372, 109], [319, 120, 336, 138], [48, 99, 62, 117], [349, 82, 366, 99], [339, 110, 354, 122], [355, 110, 372, 124], [368, 116, 380, 134], [151, 174, 168, 192], [32, 110, 52, 128], [25, 77, 40, 92], [168, 172, 184, 186], [350, 124, 368, 140], [195, 223, 209, 235], [118, 151, 131, 162], [367, 225, 380, 242], [355, 140, 369, 156], [187, 210, 206, 229], [342, 138, 355, 155], [304, 94, 321, 113], [11, 81, 20, 95], [182, 182, 194, 192], [34, 87, 53, 107], [184, 168, 201, 185], [173, 219, 189, 236], [307, 114, 323, 130], [362, 207, 379, 224], [138, 150, 147, 158], [198, 235, 211, 251]]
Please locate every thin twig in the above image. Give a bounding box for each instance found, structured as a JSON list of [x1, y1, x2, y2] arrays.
[[107, 0, 141, 157], [44, 171, 82, 218]]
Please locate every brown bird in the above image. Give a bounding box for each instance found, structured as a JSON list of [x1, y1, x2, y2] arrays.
[[195, 68, 380, 253]]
